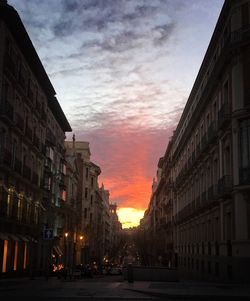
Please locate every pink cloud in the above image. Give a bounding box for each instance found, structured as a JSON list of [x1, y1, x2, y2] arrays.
[[71, 123, 176, 210]]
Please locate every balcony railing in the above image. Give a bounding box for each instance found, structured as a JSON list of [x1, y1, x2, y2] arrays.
[[218, 175, 232, 195]]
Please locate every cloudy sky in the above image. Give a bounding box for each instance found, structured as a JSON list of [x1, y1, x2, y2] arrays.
[[9, 0, 224, 227]]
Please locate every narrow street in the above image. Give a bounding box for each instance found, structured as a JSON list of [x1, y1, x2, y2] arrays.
[[0, 275, 160, 300]]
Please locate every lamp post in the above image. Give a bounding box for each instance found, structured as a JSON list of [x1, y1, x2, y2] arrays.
[[64, 232, 69, 270]]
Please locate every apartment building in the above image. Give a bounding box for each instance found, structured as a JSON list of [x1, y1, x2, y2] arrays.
[[141, 0, 250, 282], [171, 0, 250, 282], [0, 1, 71, 276], [66, 140, 109, 265]]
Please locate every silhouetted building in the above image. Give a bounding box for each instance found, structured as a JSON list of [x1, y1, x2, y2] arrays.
[[0, 1, 71, 276]]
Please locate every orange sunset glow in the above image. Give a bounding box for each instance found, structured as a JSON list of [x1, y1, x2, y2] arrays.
[[117, 208, 145, 229]]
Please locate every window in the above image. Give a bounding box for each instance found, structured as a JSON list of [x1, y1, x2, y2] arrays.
[[34, 203, 39, 224], [223, 80, 229, 104], [0, 128, 6, 152], [84, 208, 87, 218], [239, 119, 250, 184], [17, 196, 22, 221], [26, 201, 31, 223], [91, 177, 94, 188], [85, 188, 88, 199], [86, 168, 89, 180], [90, 195, 93, 205], [223, 146, 231, 176], [7, 190, 12, 217]]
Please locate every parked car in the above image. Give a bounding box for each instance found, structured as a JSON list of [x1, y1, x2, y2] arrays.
[[109, 265, 122, 275]]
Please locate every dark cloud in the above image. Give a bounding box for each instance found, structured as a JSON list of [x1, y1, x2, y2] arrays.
[[153, 23, 175, 46], [53, 20, 74, 37]]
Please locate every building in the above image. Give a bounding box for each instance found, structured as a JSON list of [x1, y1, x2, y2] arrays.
[[170, 1, 250, 281], [171, 0, 250, 282], [141, 0, 250, 282], [66, 140, 107, 265], [0, 0, 71, 277]]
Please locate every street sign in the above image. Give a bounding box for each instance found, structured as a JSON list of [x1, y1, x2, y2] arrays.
[[43, 228, 53, 240]]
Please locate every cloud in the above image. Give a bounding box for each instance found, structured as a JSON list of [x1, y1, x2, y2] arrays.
[[8, 0, 225, 220]]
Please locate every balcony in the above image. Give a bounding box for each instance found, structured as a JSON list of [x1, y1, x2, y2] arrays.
[[218, 175, 232, 196], [0, 148, 12, 167], [0, 101, 14, 122], [23, 165, 31, 180], [239, 167, 250, 185], [218, 103, 231, 129]]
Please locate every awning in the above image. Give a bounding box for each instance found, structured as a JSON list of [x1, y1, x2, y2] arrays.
[[8, 233, 21, 241], [53, 246, 63, 256], [0, 232, 9, 240]]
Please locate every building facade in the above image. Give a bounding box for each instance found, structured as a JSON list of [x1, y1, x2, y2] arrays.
[[0, 1, 71, 277], [172, 0, 250, 282], [141, 0, 250, 282]]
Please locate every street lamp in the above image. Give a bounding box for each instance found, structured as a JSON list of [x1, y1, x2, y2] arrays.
[[64, 232, 69, 269]]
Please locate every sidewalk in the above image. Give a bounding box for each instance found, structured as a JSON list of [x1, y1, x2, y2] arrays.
[[123, 280, 250, 299]]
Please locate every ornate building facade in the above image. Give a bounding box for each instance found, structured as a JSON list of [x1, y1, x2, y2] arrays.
[[0, 1, 71, 276], [141, 0, 250, 282]]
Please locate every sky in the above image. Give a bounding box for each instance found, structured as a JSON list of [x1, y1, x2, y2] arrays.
[[9, 0, 224, 228]]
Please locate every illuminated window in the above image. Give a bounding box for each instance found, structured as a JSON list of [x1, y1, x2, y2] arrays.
[[17, 197, 22, 221], [61, 190, 66, 201], [23, 242, 27, 269], [13, 241, 18, 271], [7, 189, 13, 217], [2, 240, 8, 273]]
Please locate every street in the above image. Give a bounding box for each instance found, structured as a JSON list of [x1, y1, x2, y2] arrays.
[[1, 274, 250, 300], [0, 275, 158, 300]]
